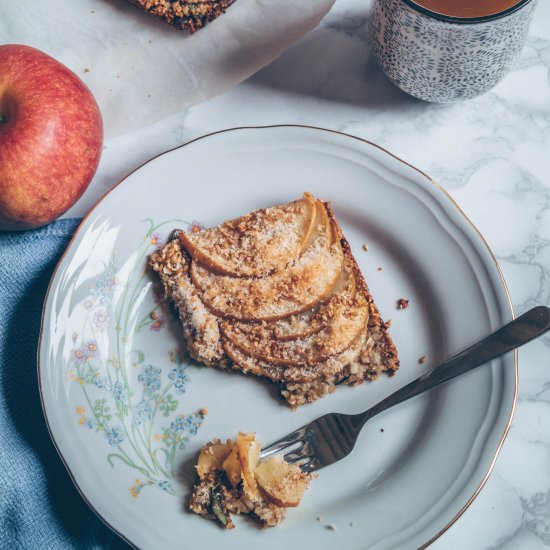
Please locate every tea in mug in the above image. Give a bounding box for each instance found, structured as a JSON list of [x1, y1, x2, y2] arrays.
[[411, 0, 525, 18]]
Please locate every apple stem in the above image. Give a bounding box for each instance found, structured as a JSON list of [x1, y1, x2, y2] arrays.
[[0, 114, 5, 124]]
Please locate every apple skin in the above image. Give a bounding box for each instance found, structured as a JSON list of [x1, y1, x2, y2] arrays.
[[0, 45, 103, 230]]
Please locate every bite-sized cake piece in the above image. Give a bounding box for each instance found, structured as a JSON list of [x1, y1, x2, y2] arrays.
[[128, 0, 235, 33], [189, 433, 314, 528], [149, 193, 399, 408]]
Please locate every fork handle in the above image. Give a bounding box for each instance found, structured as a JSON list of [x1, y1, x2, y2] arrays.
[[353, 306, 550, 428]]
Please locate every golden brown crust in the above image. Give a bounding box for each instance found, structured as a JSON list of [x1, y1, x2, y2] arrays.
[[149, 194, 400, 408], [128, 0, 235, 33], [149, 238, 228, 368]]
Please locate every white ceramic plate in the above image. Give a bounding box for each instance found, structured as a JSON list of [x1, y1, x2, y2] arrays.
[[39, 126, 515, 550]]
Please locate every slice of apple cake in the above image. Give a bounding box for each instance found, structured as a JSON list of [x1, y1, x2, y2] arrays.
[[149, 193, 399, 408], [128, 0, 235, 33], [189, 432, 314, 528]]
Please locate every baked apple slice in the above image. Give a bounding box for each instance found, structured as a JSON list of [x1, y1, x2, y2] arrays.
[[191, 201, 344, 321], [180, 193, 316, 277], [236, 432, 261, 500], [222, 443, 242, 488], [229, 259, 357, 343], [221, 292, 369, 367], [273, 263, 357, 341], [255, 455, 312, 507], [222, 327, 367, 384]]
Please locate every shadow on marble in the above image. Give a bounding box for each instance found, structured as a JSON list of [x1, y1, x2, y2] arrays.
[[248, 15, 421, 111]]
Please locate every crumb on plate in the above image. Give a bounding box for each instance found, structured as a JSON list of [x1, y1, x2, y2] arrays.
[[397, 298, 410, 310]]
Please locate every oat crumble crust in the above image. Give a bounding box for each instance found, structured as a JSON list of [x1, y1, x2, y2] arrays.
[[128, 0, 235, 33], [149, 194, 399, 408], [189, 471, 289, 528]]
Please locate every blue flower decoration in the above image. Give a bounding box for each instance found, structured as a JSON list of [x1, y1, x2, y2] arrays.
[[133, 399, 154, 426], [93, 375, 111, 391], [113, 381, 129, 403], [170, 413, 202, 436], [168, 365, 189, 394], [170, 415, 188, 433], [86, 418, 98, 430], [105, 425, 125, 446], [138, 365, 161, 395], [155, 480, 171, 492]]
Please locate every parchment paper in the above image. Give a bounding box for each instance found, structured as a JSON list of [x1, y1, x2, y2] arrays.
[[0, 0, 335, 138]]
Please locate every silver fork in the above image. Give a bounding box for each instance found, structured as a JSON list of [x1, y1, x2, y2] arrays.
[[260, 306, 550, 473]]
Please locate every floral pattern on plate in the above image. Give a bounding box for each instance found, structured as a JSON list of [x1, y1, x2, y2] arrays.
[[67, 219, 206, 497]]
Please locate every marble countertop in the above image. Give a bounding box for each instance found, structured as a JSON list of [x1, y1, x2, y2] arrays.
[[65, 0, 550, 547]]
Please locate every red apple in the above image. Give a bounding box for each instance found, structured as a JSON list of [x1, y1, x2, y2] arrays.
[[0, 44, 103, 230]]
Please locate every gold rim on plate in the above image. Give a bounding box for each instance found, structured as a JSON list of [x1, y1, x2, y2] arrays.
[[37, 124, 516, 550]]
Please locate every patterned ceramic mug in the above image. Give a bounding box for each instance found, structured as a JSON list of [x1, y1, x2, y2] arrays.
[[370, 0, 539, 102]]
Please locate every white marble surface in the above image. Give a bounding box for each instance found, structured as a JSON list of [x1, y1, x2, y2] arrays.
[[64, 0, 550, 547]]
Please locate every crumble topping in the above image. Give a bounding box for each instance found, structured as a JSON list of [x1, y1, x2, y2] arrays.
[[149, 194, 399, 408], [128, 0, 236, 33], [190, 231, 343, 320], [181, 194, 316, 277]]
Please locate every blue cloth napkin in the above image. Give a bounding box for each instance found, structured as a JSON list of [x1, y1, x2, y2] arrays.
[[0, 219, 130, 550]]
